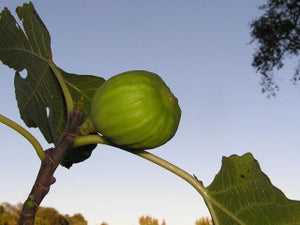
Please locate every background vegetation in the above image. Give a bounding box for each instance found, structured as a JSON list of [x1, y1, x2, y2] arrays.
[[0, 202, 211, 225]]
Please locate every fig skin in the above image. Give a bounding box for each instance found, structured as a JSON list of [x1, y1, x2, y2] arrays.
[[90, 70, 181, 150]]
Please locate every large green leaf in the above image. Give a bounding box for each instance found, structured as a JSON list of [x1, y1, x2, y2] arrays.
[[204, 153, 300, 225], [0, 3, 63, 144], [0, 3, 104, 147]]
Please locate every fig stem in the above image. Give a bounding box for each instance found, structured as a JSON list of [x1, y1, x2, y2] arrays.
[[73, 134, 110, 147], [0, 114, 45, 160], [77, 116, 97, 136], [48, 60, 74, 114]]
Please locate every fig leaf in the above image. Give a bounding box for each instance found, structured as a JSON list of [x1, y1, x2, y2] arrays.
[[0, 2, 105, 152], [62, 71, 105, 121], [61, 72, 105, 168], [205, 153, 300, 224]]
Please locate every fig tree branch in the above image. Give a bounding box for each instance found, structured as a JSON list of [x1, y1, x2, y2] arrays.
[[17, 108, 83, 225]]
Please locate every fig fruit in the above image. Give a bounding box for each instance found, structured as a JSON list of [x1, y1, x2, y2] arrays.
[[90, 70, 181, 150]]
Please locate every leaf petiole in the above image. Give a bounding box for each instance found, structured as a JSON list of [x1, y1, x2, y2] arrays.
[[48, 60, 74, 114], [0, 114, 45, 160]]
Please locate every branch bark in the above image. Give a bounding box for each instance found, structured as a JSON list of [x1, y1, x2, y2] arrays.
[[18, 109, 83, 225]]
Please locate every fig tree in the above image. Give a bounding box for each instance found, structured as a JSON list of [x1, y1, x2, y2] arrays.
[[82, 70, 181, 150]]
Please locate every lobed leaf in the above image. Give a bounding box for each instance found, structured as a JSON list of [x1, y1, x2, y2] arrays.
[[0, 3, 105, 150], [205, 153, 300, 225], [0, 3, 65, 144]]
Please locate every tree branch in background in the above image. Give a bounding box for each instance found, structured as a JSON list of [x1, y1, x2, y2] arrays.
[[250, 0, 300, 96]]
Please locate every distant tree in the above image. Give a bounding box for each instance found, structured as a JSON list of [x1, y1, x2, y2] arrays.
[[36, 207, 69, 225], [195, 216, 213, 225], [139, 215, 159, 225], [65, 213, 87, 225], [250, 0, 300, 96], [0, 202, 89, 225], [0, 203, 20, 225], [139, 215, 167, 225]]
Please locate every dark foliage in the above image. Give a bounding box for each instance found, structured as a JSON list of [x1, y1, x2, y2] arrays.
[[250, 0, 300, 96]]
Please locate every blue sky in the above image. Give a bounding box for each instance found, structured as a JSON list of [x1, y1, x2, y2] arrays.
[[0, 1, 300, 225]]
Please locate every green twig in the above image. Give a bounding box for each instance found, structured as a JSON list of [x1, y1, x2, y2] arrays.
[[0, 114, 45, 160], [127, 150, 207, 196], [127, 150, 223, 225], [73, 133, 219, 219], [73, 134, 207, 198]]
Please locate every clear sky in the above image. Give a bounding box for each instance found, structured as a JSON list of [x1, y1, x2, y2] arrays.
[[0, 1, 299, 225]]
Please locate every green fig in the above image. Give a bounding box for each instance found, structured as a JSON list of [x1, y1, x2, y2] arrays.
[[89, 70, 181, 150]]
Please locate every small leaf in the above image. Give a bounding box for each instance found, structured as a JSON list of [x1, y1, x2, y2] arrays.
[[205, 153, 300, 225], [61, 143, 97, 169]]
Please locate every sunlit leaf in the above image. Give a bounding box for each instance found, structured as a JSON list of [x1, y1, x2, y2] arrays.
[[205, 153, 300, 225]]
